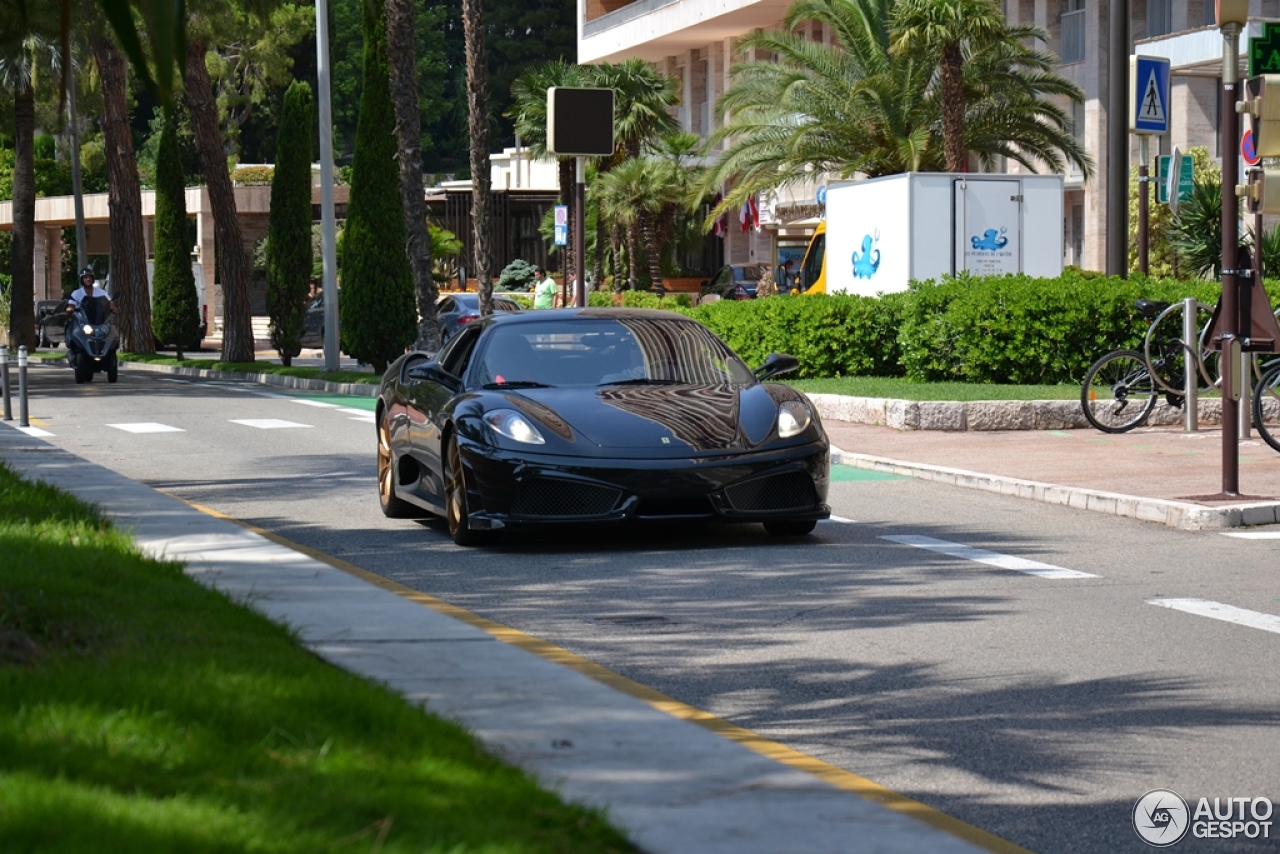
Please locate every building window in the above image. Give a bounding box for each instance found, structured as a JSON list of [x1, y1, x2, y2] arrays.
[[1070, 203, 1084, 267], [1148, 0, 1172, 36], [1070, 100, 1085, 178], [1062, 0, 1085, 63], [1204, 2, 1216, 25]]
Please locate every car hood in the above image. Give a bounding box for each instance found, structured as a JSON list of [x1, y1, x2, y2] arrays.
[[498, 383, 796, 454]]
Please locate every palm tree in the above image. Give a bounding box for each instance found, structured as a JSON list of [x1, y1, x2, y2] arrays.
[[890, 0, 1006, 172], [386, 0, 439, 351], [588, 59, 680, 161], [594, 158, 653, 291], [508, 60, 583, 288], [0, 26, 52, 350], [587, 59, 679, 290], [703, 0, 1091, 216], [185, 31, 254, 362], [90, 31, 154, 353], [462, 0, 494, 315]]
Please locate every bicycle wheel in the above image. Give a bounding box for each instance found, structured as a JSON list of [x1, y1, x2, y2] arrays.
[[1146, 301, 1215, 394], [1081, 349, 1159, 433], [1253, 362, 1280, 453]]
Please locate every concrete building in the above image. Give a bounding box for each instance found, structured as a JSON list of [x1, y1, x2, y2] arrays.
[[578, 0, 1280, 273]]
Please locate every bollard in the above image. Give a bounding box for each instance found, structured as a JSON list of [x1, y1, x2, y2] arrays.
[[1182, 298, 1198, 432], [1, 345, 10, 421], [17, 345, 29, 428]]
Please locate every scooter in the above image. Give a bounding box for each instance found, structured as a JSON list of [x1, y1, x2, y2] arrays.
[[65, 300, 120, 384]]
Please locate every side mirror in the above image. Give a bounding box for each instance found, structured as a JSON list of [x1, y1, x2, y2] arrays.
[[407, 363, 462, 391], [753, 352, 800, 381]]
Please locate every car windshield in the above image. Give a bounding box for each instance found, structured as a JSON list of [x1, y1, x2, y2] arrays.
[[475, 317, 756, 388]]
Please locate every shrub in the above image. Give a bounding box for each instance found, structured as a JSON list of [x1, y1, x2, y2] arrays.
[[230, 165, 274, 185], [896, 271, 1225, 384], [266, 81, 315, 366], [151, 116, 202, 357], [497, 259, 537, 291], [337, 0, 416, 374]]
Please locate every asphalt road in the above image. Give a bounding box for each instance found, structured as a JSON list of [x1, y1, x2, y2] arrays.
[[11, 360, 1280, 854]]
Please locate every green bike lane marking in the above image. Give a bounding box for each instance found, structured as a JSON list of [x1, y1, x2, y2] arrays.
[[282, 391, 377, 411]]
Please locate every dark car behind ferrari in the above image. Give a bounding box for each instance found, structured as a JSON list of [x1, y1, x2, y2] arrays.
[[376, 308, 830, 545]]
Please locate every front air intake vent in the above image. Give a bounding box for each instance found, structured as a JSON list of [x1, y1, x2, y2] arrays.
[[724, 471, 816, 512], [511, 478, 623, 518]]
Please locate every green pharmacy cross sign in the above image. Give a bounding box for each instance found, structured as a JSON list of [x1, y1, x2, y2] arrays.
[[1250, 22, 1280, 77]]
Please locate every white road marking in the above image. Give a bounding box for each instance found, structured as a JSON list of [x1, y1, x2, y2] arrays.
[[108, 422, 185, 434], [16, 426, 54, 437], [157, 378, 191, 384], [229, 418, 313, 430], [291, 399, 339, 408], [824, 515, 856, 524], [1148, 598, 1280, 636], [1220, 531, 1280, 539], [335, 407, 373, 417], [879, 534, 1098, 579]]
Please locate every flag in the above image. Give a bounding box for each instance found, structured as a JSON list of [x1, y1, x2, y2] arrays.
[[712, 193, 727, 237], [740, 195, 760, 233]]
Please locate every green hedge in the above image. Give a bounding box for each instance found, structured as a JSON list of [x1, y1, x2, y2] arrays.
[[658, 272, 1272, 383]]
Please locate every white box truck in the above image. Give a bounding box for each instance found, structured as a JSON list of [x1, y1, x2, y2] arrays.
[[796, 172, 1064, 297]]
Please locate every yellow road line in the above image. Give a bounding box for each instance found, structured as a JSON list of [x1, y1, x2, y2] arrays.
[[164, 493, 1033, 854]]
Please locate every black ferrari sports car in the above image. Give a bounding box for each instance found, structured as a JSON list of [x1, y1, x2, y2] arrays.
[[376, 308, 831, 545]]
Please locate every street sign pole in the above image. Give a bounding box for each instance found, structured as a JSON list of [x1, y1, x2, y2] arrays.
[[1139, 136, 1150, 275], [1220, 20, 1244, 497], [1131, 55, 1170, 278]]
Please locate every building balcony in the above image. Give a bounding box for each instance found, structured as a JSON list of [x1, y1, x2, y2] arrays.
[[1134, 19, 1267, 76], [580, 0, 790, 63]]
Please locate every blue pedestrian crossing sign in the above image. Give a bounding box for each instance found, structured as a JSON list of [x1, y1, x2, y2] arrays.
[[1130, 55, 1170, 135]]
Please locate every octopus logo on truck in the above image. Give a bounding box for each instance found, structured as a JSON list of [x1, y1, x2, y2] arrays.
[[851, 232, 880, 279]]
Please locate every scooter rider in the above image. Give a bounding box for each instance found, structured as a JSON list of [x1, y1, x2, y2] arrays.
[[67, 268, 114, 325]]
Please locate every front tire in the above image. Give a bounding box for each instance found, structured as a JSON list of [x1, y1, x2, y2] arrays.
[[377, 410, 418, 518], [444, 436, 484, 546], [73, 354, 92, 384], [105, 352, 118, 383], [764, 519, 817, 536]]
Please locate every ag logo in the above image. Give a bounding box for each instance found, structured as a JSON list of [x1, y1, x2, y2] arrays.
[[1134, 789, 1190, 847]]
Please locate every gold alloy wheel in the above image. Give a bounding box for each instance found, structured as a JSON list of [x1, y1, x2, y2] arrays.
[[378, 416, 395, 508]]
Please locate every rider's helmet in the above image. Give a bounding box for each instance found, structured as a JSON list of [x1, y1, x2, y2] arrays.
[[79, 267, 95, 287]]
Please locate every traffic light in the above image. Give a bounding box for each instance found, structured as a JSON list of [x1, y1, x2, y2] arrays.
[[1238, 75, 1280, 158], [1239, 167, 1280, 214]]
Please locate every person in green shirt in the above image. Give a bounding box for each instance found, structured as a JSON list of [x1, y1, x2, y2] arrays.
[[533, 268, 558, 309]]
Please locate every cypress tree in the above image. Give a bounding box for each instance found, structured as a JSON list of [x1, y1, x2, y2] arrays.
[[266, 80, 315, 366], [339, 0, 416, 373], [151, 115, 201, 360]]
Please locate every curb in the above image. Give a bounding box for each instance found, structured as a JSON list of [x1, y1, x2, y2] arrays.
[[114, 357, 381, 397], [807, 393, 1237, 432], [839, 451, 1280, 531]]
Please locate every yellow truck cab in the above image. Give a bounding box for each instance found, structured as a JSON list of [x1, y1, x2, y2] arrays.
[[796, 220, 826, 294]]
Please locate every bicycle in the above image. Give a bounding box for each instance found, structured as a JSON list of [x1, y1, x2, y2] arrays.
[[1081, 298, 1219, 433], [1251, 355, 1280, 452]]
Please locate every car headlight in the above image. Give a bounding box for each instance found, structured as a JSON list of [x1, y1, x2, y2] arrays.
[[777, 400, 812, 438], [82, 324, 94, 335], [483, 409, 546, 444]]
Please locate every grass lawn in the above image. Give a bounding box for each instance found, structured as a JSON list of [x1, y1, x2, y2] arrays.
[[787, 376, 1084, 401], [0, 463, 635, 854]]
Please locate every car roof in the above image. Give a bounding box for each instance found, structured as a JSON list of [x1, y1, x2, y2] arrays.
[[478, 307, 688, 328]]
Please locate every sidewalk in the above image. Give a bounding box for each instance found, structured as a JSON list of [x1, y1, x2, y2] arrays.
[[824, 419, 1280, 530]]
